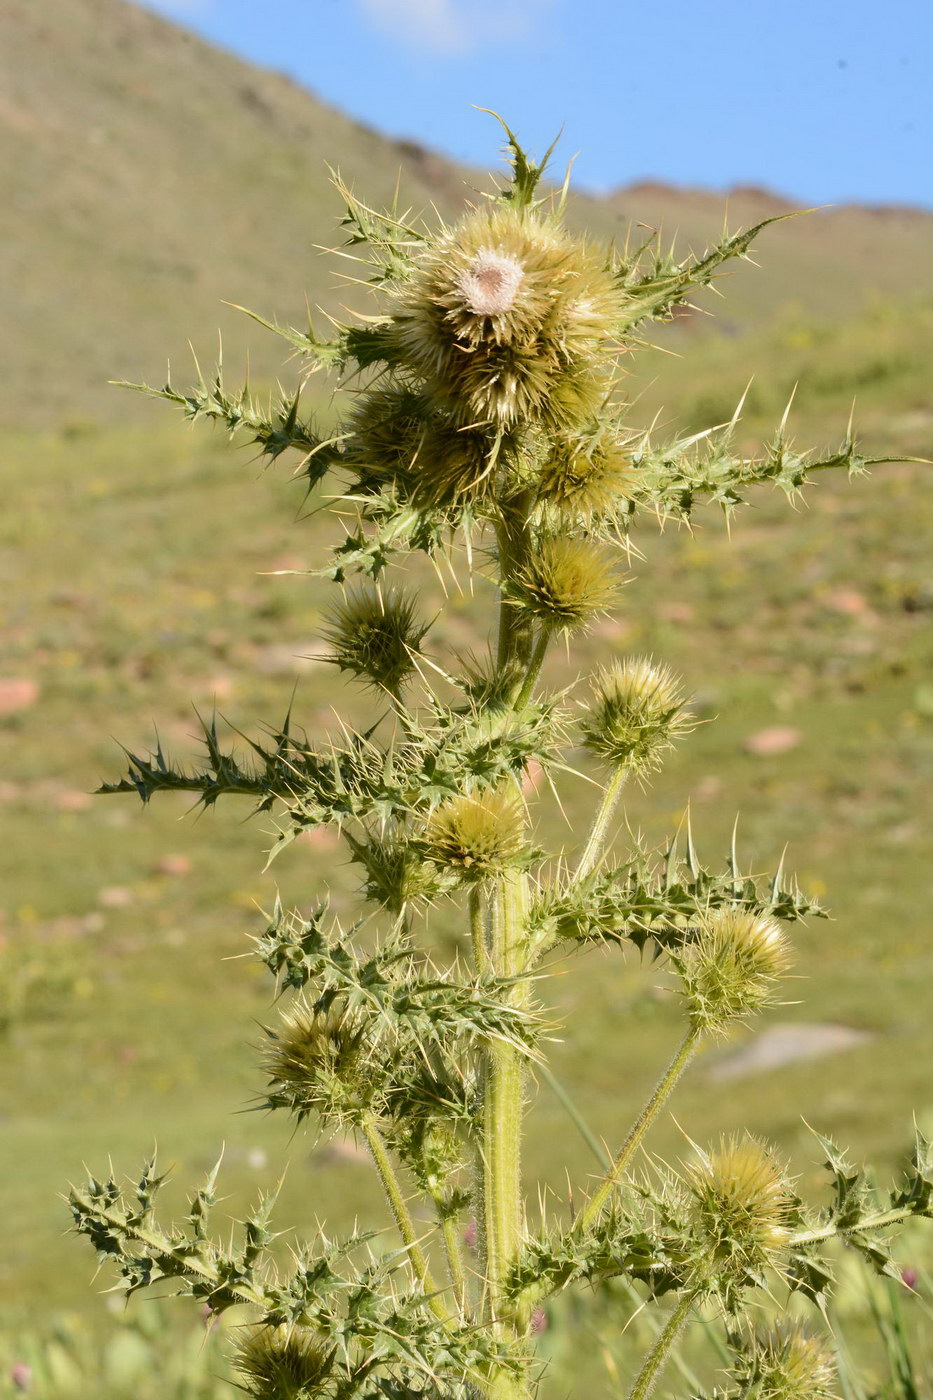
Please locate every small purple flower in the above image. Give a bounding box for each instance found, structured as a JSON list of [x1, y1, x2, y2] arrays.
[[901, 1266, 919, 1291], [10, 1363, 31, 1392]]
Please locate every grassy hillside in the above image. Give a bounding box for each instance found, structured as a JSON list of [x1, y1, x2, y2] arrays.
[[2, 0, 932, 427]]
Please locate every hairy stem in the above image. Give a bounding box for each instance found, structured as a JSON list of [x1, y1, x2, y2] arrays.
[[627, 1290, 697, 1400], [437, 1206, 468, 1316], [470, 884, 489, 976], [576, 764, 630, 881], [360, 1115, 448, 1323], [483, 869, 529, 1331], [791, 1205, 920, 1247], [576, 1027, 700, 1232], [513, 626, 550, 709]]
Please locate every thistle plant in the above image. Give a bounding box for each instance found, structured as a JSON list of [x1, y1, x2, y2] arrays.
[[71, 121, 931, 1400]]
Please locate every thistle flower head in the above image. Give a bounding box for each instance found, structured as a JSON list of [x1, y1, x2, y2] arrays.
[[389, 205, 623, 429], [676, 907, 792, 1035], [322, 586, 426, 692], [687, 1135, 793, 1283], [535, 426, 635, 520], [458, 250, 525, 315], [740, 1326, 838, 1399], [508, 537, 622, 633], [580, 657, 692, 774], [347, 830, 441, 911], [234, 1324, 333, 1400], [342, 384, 499, 507], [341, 385, 426, 492], [264, 1001, 376, 1124], [420, 789, 528, 882]]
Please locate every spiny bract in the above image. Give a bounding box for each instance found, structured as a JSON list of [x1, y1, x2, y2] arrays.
[[388, 205, 626, 428], [420, 788, 528, 881], [234, 1325, 334, 1400], [580, 656, 693, 774], [508, 536, 622, 632], [687, 1135, 793, 1283], [676, 907, 792, 1035]]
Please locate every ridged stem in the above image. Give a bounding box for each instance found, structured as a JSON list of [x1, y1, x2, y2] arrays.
[[576, 1027, 700, 1233], [626, 1290, 697, 1400], [575, 764, 630, 882], [360, 1115, 448, 1324], [512, 626, 550, 709], [482, 868, 529, 1332], [470, 884, 489, 976], [436, 1205, 468, 1316]]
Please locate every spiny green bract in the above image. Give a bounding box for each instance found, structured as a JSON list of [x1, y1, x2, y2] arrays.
[[74, 117, 930, 1400], [685, 1136, 794, 1289], [674, 907, 792, 1034], [580, 656, 693, 775], [507, 536, 623, 633], [234, 1326, 334, 1400], [322, 585, 426, 692]]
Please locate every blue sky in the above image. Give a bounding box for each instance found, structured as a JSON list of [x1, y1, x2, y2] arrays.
[[138, 0, 931, 207]]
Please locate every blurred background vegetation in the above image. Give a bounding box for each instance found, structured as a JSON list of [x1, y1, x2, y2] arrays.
[[1, 0, 931, 1393]]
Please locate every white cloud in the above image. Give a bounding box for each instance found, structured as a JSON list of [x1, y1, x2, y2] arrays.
[[358, 0, 556, 57]]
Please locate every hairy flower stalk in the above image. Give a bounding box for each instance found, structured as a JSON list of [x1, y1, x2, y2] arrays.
[[72, 121, 931, 1400]]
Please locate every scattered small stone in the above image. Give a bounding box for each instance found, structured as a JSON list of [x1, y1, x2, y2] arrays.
[[300, 827, 340, 851], [693, 775, 722, 801], [827, 588, 869, 616], [318, 1136, 369, 1166], [0, 679, 40, 716], [254, 642, 325, 676], [98, 886, 135, 909], [10, 1362, 30, 1392], [659, 601, 695, 624], [247, 1147, 268, 1170], [153, 853, 192, 877], [744, 726, 801, 757], [707, 1023, 873, 1082], [56, 789, 92, 812]]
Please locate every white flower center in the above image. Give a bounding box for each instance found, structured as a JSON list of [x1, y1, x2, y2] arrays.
[[458, 251, 524, 316]]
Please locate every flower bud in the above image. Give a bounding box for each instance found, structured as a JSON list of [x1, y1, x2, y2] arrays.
[[234, 1324, 333, 1400], [346, 831, 439, 912], [389, 206, 623, 429], [264, 1001, 373, 1123], [675, 907, 791, 1035], [322, 586, 425, 692], [687, 1135, 793, 1282], [741, 1326, 837, 1399], [508, 537, 622, 633], [580, 657, 692, 774], [536, 427, 635, 520], [420, 789, 527, 882]]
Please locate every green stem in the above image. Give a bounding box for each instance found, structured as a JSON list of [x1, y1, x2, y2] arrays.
[[360, 1115, 448, 1323], [512, 626, 550, 709], [470, 884, 489, 976], [576, 1027, 700, 1232], [576, 764, 630, 881], [482, 869, 529, 1332], [436, 1204, 468, 1316], [627, 1291, 697, 1400], [791, 1205, 918, 1247]]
